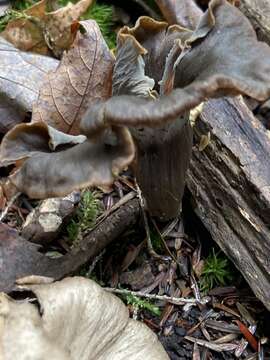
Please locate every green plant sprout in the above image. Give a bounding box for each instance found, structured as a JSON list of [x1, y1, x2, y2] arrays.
[[123, 292, 161, 317], [83, 3, 116, 48], [57, 0, 116, 48], [199, 248, 234, 293], [67, 190, 102, 243]]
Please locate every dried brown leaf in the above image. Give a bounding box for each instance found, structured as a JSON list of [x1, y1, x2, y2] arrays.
[[1, 0, 48, 54], [0, 223, 55, 293], [121, 242, 144, 271], [120, 263, 155, 290], [1, 0, 94, 56], [0, 38, 58, 133], [44, 0, 94, 55], [32, 20, 114, 135]]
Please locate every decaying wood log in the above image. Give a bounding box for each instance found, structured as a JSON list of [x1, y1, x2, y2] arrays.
[[239, 0, 270, 45], [0, 198, 140, 292], [187, 97, 270, 310]]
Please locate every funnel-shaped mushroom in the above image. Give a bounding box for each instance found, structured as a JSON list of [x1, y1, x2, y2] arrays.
[[81, 0, 270, 219], [0, 277, 169, 359]]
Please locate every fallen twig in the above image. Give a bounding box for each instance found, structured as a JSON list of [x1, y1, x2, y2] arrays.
[[185, 336, 238, 352], [136, 182, 165, 260], [0, 192, 20, 222], [103, 287, 210, 305], [235, 324, 257, 357]]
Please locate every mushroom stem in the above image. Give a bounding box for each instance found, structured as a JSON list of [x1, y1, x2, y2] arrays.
[[132, 116, 193, 220]]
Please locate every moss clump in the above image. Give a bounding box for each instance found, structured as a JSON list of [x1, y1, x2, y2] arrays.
[[199, 249, 234, 292], [67, 190, 102, 243], [58, 0, 116, 48], [123, 292, 161, 317]]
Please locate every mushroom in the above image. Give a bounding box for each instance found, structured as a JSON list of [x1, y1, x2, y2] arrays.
[[1, 0, 270, 220], [0, 277, 168, 359], [81, 0, 270, 220]]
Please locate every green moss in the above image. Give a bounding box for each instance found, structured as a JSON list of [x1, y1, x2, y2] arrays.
[[122, 292, 161, 316], [199, 248, 234, 293], [57, 0, 116, 48], [83, 3, 116, 48], [150, 229, 164, 253], [67, 190, 102, 243], [12, 0, 39, 11]]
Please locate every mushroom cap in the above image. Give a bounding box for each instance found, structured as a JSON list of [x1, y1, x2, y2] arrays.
[[0, 277, 169, 360]]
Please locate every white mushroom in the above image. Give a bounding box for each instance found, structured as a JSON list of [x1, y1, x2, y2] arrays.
[[0, 277, 169, 360]]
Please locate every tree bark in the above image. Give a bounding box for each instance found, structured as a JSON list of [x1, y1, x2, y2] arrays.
[[239, 0, 270, 45], [187, 97, 270, 310]]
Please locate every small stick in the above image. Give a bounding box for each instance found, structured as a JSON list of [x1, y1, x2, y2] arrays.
[[104, 287, 210, 305], [185, 336, 238, 352], [84, 191, 136, 235], [84, 249, 106, 277], [136, 182, 164, 260], [0, 192, 21, 222]]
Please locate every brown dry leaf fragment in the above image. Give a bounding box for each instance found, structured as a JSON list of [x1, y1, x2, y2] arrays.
[[0, 122, 134, 199], [0, 223, 55, 293], [121, 242, 144, 271], [1, 277, 169, 359], [1, 0, 94, 56], [44, 0, 94, 56], [120, 262, 155, 290], [0, 38, 58, 134], [155, 0, 203, 29], [1, 0, 48, 55], [32, 20, 114, 135]]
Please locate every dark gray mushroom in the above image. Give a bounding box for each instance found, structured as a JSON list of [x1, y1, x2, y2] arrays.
[[81, 0, 270, 219], [1, 0, 270, 220]]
